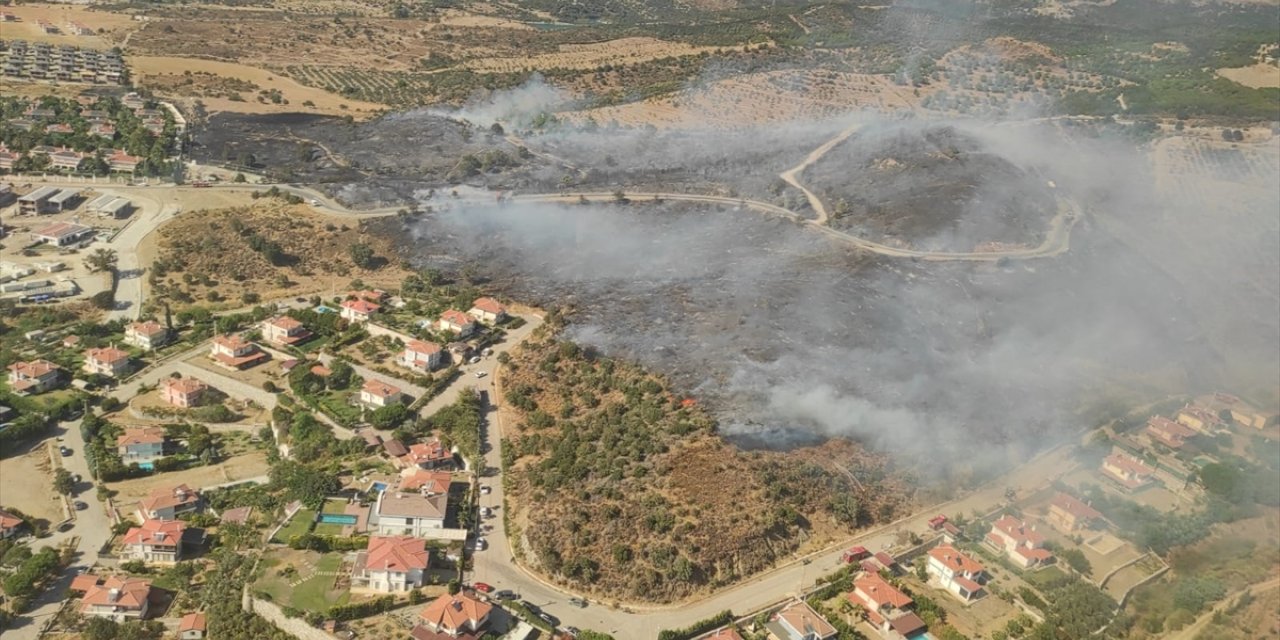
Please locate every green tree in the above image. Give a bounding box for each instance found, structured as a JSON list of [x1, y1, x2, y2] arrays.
[[53, 468, 75, 495], [84, 248, 119, 273], [348, 243, 376, 269], [91, 290, 116, 310]]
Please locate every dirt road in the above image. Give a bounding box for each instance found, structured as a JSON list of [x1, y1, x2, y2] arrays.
[[778, 120, 862, 225]]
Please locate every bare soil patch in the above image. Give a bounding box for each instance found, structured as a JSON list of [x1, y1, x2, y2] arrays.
[[0, 4, 135, 47], [0, 444, 63, 526], [463, 37, 720, 73], [1217, 63, 1280, 89]]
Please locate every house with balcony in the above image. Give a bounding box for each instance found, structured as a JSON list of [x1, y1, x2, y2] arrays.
[[1046, 493, 1103, 533], [162, 377, 208, 408], [125, 321, 170, 350], [926, 545, 987, 602], [395, 438, 453, 470], [399, 469, 452, 495], [136, 484, 200, 521], [7, 359, 62, 395], [467, 297, 508, 324], [1100, 454, 1156, 492], [1144, 416, 1197, 450], [352, 535, 430, 593], [373, 490, 447, 537], [79, 576, 152, 622], [178, 612, 207, 640], [400, 340, 444, 373], [340, 298, 380, 324], [117, 427, 167, 463], [848, 574, 926, 639], [436, 309, 477, 338], [209, 334, 267, 370], [987, 515, 1054, 569], [84, 346, 131, 378], [121, 518, 187, 564], [361, 379, 404, 408], [261, 316, 312, 347], [0, 509, 24, 539]]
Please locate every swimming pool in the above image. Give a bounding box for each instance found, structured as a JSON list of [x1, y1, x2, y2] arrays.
[[137, 461, 154, 471], [370, 482, 388, 492], [319, 513, 358, 525], [314, 305, 337, 314]]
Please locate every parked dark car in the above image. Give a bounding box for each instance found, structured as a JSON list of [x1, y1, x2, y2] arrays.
[[568, 597, 587, 608], [59, 447, 72, 457], [538, 611, 559, 627], [494, 590, 518, 601]]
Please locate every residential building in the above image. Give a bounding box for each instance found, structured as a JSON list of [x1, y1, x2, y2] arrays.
[[80, 576, 152, 622], [49, 148, 86, 171], [399, 469, 452, 495], [361, 379, 404, 408], [31, 221, 94, 245], [396, 438, 452, 470], [0, 146, 19, 171], [107, 150, 142, 173], [125, 321, 170, 350], [122, 518, 186, 564], [136, 484, 200, 521], [707, 628, 746, 640], [1175, 405, 1225, 434], [261, 316, 312, 347], [849, 573, 921, 637], [0, 509, 23, 539], [161, 377, 208, 408], [383, 438, 409, 458], [352, 535, 430, 593], [90, 121, 117, 138], [467, 297, 508, 324], [340, 298, 380, 323], [927, 545, 987, 602], [987, 516, 1053, 568], [1145, 416, 1197, 450], [1046, 493, 1103, 533], [400, 340, 444, 373], [117, 427, 167, 462], [373, 490, 447, 537], [436, 310, 477, 338], [178, 612, 207, 640], [416, 593, 492, 637], [7, 359, 62, 394], [84, 346, 131, 378], [767, 600, 837, 640], [1100, 454, 1156, 492], [209, 334, 267, 369]]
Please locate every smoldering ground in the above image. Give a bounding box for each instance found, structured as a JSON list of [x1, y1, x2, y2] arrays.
[[382, 114, 1277, 478]]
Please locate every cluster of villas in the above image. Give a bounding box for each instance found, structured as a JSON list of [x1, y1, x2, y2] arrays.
[[1098, 395, 1276, 495], [0, 40, 126, 85], [70, 484, 206, 624], [5, 320, 178, 396]]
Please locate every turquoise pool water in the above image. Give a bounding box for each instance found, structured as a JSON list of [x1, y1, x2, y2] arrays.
[[319, 513, 357, 525], [137, 461, 154, 471]]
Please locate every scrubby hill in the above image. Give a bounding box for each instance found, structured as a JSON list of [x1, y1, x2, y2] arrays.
[[499, 318, 911, 602]]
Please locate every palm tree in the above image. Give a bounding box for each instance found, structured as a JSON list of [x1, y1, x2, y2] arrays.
[[84, 247, 118, 273]]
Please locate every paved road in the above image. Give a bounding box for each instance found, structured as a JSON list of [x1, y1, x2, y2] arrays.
[[469, 433, 1080, 638], [4, 417, 115, 640]]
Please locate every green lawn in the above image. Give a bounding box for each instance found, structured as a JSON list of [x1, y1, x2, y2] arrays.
[[317, 392, 361, 425], [1024, 564, 1069, 590], [271, 508, 316, 543], [313, 522, 346, 535], [256, 551, 350, 613]]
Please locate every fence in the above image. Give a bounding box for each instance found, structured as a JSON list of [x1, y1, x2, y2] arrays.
[[243, 594, 337, 640]]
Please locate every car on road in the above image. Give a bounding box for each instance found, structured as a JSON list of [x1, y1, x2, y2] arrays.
[[59, 446, 72, 457], [568, 597, 587, 608], [494, 590, 518, 601], [475, 537, 488, 550], [480, 485, 491, 495], [480, 506, 492, 518], [472, 582, 493, 593], [73, 501, 88, 511], [474, 371, 487, 378], [538, 611, 559, 627], [562, 627, 581, 637], [469, 356, 481, 364]]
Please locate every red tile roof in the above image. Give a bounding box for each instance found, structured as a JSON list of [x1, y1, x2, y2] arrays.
[[406, 340, 443, 355], [365, 535, 430, 572], [117, 427, 166, 447], [139, 484, 199, 515], [266, 316, 304, 331], [928, 545, 985, 575], [122, 518, 185, 546], [1049, 493, 1102, 522], [470, 297, 506, 315], [775, 600, 836, 639], [9, 359, 61, 378], [991, 515, 1046, 548], [128, 321, 167, 337], [419, 593, 492, 630], [707, 627, 745, 640], [86, 346, 130, 366], [71, 574, 102, 593], [163, 377, 207, 395], [0, 509, 22, 531], [363, 379, 402, 399], [852, 573, 913, 610], [342, 299, 380, 314], [81, 576, 151, 611], [179, 612, 207, 632], [400, 469, 451, 493], [439, 309, 473, 327]]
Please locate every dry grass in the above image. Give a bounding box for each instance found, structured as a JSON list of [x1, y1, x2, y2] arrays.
[[1217, 63, 1280, 89], [130, 56, 384, 117], [105, 450, 270, 504], [463, 37, 722, 73], [0, 4, 136, 48], [150, 200, 410, 308]]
